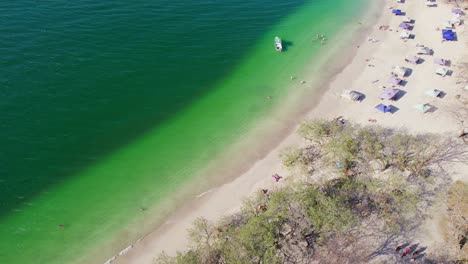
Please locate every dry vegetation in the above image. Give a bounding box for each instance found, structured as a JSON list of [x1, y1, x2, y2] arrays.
[[440, 181, 468, 261], [157, 120, 468, 264]]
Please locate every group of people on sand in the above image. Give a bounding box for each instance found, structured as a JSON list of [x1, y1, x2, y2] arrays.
[[379, 25, 391, 31], [395, 244, 425, 262]]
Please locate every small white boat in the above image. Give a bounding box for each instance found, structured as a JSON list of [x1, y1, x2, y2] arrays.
[[274, 36, 282, 52]]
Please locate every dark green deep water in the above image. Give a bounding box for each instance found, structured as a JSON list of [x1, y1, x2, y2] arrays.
[[0, 0, 367, 262]]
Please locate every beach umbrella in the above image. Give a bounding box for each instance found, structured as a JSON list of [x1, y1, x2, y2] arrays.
[[414, 104, 431, 113], [400, 31, 410, 39], [435, 67, 449, 77], [388, 76, 402, 85], [391, 66, 407, 77], [405, 56, 419, 64], [425, 1, 436, 7], [399, 23, 411, 30], [442, 29, 455, 41], [402, 16, 412, 23], [452, 8, 463, 15], [425, 89, 441, 98], [416, 46, 431, 55], [341, 90, 362, 101], [379, 88, 400, 100], [433, 57, 447, 66], [392, 9, 403, 15], [375, 103, 391, 113]]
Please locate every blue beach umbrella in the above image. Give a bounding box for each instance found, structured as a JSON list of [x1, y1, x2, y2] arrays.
[[375, 103, 391, 113], [392, 9, 403, 15], [442, 29, 455, 41]]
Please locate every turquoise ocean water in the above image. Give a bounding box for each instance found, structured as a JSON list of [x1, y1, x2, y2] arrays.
[[0, 0, 368, 263]]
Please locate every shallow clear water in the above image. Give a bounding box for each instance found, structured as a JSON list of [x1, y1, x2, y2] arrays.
[[0, 0, 366, 262]]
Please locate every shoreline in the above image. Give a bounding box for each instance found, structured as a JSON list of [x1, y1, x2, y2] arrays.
[[69, 1, 377, 263], [109, 0, 466, 262], [106, 1, 386, 263]]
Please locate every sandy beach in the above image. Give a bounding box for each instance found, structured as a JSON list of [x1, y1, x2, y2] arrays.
[[111, 1, 467, 263]]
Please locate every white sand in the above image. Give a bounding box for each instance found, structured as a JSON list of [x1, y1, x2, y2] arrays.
[[112, 1, 467, 263]]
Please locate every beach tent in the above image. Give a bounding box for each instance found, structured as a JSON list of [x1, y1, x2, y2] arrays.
[[402, 16, 412, 23], [442, 29, 455, 41], [400, 31, 411, 39], [452, 8, 464, 15], [392, 9, 403, 15], [397, 0, 404, 3], [425, 1, 436, 7], [388, 76, 402, 85], [341, 90, 363, 101], [399, 23, 411, 30], [464, 84, 468, 91], [416, 46, 432, 55], [425, 89, 441, 97], [391, 66, 408, 77], [375, 103, 391, 113], [405, 56, 420, 64], [414, 103, 431, 113], [436, 67, 449, 77], [379, 88, 400, 100], [434, 57, 448, 66]]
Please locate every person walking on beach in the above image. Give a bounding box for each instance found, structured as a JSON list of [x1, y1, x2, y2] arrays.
[[272, 174, 282, 182]]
